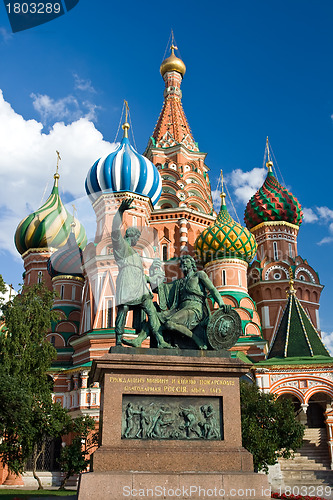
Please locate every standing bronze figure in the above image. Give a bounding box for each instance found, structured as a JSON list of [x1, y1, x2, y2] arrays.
[[111, 198, 170, 348]]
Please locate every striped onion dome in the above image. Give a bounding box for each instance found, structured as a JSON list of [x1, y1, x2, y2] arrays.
[[85, 122, 162, 205], [47, 230, 84, 278], [15, 173, 87, 255], [244, 161, 303, 230], [195, 191, 257, 265]]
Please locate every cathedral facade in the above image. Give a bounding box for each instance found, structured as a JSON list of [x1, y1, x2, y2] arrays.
[[10, 45, 333, 480]]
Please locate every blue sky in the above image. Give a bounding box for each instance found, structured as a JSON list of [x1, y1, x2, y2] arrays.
[[0, 1, 333, 345]]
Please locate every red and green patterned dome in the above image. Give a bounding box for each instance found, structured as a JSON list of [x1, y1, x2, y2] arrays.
[[244, 166, 303, 230], [195, 192, 257, 264]]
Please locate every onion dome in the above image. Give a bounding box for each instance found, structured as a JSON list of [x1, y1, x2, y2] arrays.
[[244, 147, 303, 230], [47, 225, 84, 279], [15, 172, 87, 255], [195, 178, 257, 264], [160, 44, 186, 78], [85, 111, 162, 206]]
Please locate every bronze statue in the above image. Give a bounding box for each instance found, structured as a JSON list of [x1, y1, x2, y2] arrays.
[[111, 199, 170, 348], [160, 255, 230, 349], [124, 254, 231, 350]]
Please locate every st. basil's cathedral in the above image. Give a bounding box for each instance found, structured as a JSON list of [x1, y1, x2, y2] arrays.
[[7, 44, 333, 486]]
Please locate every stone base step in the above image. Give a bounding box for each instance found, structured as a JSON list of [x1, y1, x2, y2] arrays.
[[279, 471, 333, 482]]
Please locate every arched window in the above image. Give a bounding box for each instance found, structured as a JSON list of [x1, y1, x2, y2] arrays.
[[37, 271, 43, 284]]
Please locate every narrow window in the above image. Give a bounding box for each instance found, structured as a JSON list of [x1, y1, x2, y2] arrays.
[[72, 286, 76, 301], [60, 285, 64, 300], [289, 243, 293, 258], [106, 299, 112, 328], [132, 216, 137, 227], [84, 302, 91, 332], [222, 270, 226, 286], [50, 335, 56, 346], [162, 244, 168, 261], [238, 270, 242, 287], [273, 241, 278, 261], [37, 271, 43, 284]]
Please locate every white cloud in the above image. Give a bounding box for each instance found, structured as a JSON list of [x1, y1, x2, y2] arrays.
[[318, 237, 333, 246], [30, 93, 101, 125], [82, 100, 102, 122], [211, 189, 221, 212], [301, 206, 333, 244], [302, 207, 318, 223], [0, 89, 118, 256], [74, 74, 96, 93], [321, 331, 333, 356], [228, 167, 266, 204], [316, 206, 333, 221], [0, 27, 12, 43]]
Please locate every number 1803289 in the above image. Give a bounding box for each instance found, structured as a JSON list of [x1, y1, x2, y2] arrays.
[[6, 3, 62, 14]]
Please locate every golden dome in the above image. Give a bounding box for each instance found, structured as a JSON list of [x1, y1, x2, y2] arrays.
[[195, 190, 257, 265], [160, 45, 186, 78]]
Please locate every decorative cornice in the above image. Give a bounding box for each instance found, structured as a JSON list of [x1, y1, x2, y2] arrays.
[[52, 275, 85, 283], [22, 247, 57, 258], [205, 258, 248, 268], [250, 221, 300, 233], [92, 191, 153, 211]]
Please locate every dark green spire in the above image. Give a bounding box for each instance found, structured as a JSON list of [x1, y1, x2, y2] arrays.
[[268, 272, 330, 360]]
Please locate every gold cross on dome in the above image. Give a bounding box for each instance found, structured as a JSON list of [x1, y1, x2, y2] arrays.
[[56, 150, 61, 173], [124, 100, 129, 122], [72, 203, 77, 218]]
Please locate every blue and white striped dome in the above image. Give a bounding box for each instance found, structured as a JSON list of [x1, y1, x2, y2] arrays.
[[85, 137, 162, 205]]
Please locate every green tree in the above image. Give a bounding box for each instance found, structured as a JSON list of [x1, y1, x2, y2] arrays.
[[0, 275, 6, 295], [58, 415, 97, 490], [0, 274, 7, 316], [0, 282, 70, 488], [240, 381, 304, 472]]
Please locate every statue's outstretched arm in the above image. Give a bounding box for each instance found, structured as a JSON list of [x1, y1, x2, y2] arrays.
[[112, 198, 135, 234], [111, 198, 134, 246]]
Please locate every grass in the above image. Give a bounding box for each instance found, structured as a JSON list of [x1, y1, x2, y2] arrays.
[[0, 490, 77, 499]]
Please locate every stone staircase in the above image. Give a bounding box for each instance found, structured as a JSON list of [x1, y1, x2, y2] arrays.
[[278, 428, 333, 498]]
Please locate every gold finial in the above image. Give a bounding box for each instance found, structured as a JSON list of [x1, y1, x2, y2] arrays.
[[170, 29, 178, 54], [160, 32, 186, 77], [220, 169, 226, 206], [266, 137, 273, 173], [71, 204, 77, 232], [171, 43, 178, 55], [54, 150, 61, 186], [287, 266, 296, 295], [122, 100, 130, 138]]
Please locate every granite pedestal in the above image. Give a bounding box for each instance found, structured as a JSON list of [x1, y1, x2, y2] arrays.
[[78, 348, 270, 499]]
